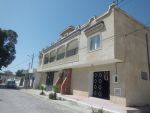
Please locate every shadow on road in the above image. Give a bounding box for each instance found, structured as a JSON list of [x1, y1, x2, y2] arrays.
[[0, 85, 24, 90]]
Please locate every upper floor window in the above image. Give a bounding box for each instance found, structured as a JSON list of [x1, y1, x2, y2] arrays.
[[57, 45, 65, 60], [44, 54, 49, 64], [49, 50, 56, 63], [89, 34, 101, 51], [66, 39, 78, 57]]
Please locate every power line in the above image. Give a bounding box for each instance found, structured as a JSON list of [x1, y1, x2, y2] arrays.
[[7, 58, 31, 69], [6, 53, 39, 70], [118, 0, 134, 7], [118, 0, 126, 6], [113, 0, 126, 6], [4, 21, 150, 71], [45, 23, 150, 54]]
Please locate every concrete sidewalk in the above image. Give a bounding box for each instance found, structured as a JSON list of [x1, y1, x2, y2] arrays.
[[21, 89, 150, 113], [20, 89, 91, 113]]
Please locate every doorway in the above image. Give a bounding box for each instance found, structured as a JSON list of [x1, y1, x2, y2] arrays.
[[46, 72, 54, 91], [93, 71, 110, 100]]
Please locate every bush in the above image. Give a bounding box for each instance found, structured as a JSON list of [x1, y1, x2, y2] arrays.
[[52, 85, 59, 93], [91, 108, 104, 113], [40, 91, 46, 95], [40, 84, 46, 95], [49, 92, 57, 100], [40, 84, 46, 90]]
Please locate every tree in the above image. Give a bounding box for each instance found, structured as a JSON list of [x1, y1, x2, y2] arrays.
[[0, 28, 18, 70], [4, 70, 13, 76], [15, 69, 25, 77]]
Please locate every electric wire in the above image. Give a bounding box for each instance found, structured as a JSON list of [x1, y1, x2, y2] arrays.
[[118, 0, 134, 7], [4, 21, 150, 70]]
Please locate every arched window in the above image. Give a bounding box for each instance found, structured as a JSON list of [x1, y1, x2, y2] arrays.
[[66, 39, 78, 57], [49, 50, 56, 63], [57, 45, 65, 60]]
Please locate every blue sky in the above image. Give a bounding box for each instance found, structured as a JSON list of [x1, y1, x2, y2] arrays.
[[0, 0, 150, 73]]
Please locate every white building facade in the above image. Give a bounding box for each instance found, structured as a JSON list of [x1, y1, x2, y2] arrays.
[[37, 4, 150, 106]]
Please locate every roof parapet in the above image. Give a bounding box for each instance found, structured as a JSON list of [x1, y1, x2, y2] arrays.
[[81, 3, 116, 30], [41, 3, 116, 54], [60, 26, 75, 38]]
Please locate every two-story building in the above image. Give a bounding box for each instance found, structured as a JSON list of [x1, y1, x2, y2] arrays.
[[37, 4, 150, 107]]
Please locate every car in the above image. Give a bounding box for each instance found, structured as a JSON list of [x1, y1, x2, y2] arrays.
[[6, 80, 17, 89]]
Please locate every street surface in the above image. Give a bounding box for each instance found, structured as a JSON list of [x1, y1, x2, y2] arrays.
[[0, 88, 91, 113]]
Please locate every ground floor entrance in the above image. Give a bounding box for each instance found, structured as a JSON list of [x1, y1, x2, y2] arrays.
[[46, 72, 54, 91], [93, 71, 110, 100]]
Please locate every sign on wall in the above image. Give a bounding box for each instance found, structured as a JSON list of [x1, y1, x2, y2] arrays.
[[141, 72, 148, 80], [114, 88, 121, 96]]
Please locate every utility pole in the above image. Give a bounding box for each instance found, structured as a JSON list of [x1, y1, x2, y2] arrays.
[[27, 53, 34, 70], [31, 53, 34, 69], [28, 63, 31, 71], [29, 53, 34, 88], [116, 0, 118, 6], [146, 33, 150, 80], [25, 53, 34, 88]]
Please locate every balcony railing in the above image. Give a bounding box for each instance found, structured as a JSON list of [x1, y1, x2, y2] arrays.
[[42, 54, 79, 69], [57, 53, 65, 60], [49, 56, 56, 63], [44, 57, 49, 64], [66, 47, 78, 57]]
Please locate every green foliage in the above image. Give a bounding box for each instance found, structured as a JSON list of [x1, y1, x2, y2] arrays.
[[40, 91, 45, 95], [15, 69, 25, 77], [49, 92, 57, 100], [91, 108, 104, 113], [40, 84, 46, 90], [40, 84, 46, 95], [52, 85, 59, 93], [4, 70, 13, 76], [19, 77, 24, 86], [0, 28, 18, 70]]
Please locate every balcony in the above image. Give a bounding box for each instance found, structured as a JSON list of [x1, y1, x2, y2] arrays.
[[66, 47, 78, 57], [49, 56, 55, 63], [57, 53, 65, 60], [41, 39, 79, 70], [42, 54, 79, 69]]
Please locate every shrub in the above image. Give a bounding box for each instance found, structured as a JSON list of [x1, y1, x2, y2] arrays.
[[40, 84, 46, 95], [49, 92, 57, 100], [40, 91, 45, 95], [52, 85, 59, 93], [40, 84, 46, 90], [91, 108, 104, 113]]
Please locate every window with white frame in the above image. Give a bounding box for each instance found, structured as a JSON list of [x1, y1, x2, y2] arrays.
[[89, 34, 101, 51], [49, 50, 56, 63], [57, 45, 65, 60], [66, 39, 78, 57]]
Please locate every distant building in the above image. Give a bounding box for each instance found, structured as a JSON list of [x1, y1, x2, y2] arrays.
[[23, 69, 35, 88], [0, 71, 15, 84], [36, 4, 150, 106]]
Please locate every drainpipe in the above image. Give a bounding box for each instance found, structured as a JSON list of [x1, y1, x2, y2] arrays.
[[115, 63, 118, 74], [145, 33, 150, 80]]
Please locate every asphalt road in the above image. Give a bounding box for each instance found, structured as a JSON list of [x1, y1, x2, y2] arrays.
[[0, 88, 91, 113]]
